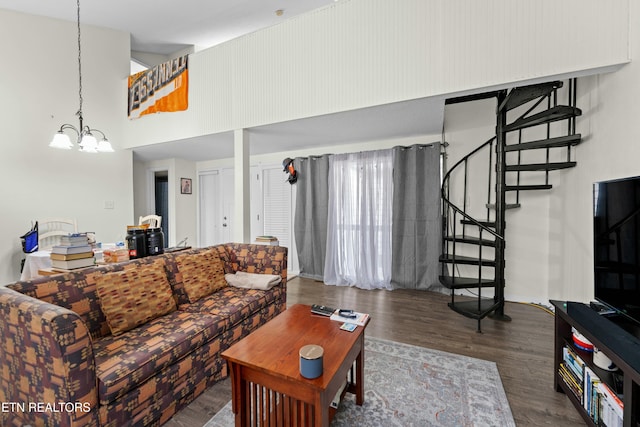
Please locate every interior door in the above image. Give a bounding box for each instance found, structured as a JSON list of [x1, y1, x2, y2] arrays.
[[154, 173, 169, 247]]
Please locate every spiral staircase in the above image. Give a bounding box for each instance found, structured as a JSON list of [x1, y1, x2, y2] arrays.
[[440, 79, 581, 332]]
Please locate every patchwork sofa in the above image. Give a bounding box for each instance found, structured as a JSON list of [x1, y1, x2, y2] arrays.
[[0, 243, 287, 427]]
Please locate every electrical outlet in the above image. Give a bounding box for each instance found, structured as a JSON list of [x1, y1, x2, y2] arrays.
[[104, 200, 115, 209]]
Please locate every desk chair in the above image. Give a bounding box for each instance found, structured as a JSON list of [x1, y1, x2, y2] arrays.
[[39, 218, 78, 249]]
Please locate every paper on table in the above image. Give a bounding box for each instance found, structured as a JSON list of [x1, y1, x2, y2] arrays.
[[329, 310, 369, 327]]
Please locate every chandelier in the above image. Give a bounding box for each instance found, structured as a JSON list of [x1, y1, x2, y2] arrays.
[[49, 0, 113, 153]]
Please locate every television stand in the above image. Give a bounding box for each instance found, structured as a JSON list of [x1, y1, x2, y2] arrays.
[[551, 300, 640, 426]]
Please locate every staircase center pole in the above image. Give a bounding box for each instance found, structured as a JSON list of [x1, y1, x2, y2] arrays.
[[491, 90, 512, 322]]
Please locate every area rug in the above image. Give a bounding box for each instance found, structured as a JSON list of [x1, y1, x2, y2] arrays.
[[205, 336, 515, 426]]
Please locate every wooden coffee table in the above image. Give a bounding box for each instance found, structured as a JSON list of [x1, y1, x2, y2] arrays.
[[221, 304, 369, 427]]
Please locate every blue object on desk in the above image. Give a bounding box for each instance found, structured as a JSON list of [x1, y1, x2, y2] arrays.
[[300, 344, 323, 379]]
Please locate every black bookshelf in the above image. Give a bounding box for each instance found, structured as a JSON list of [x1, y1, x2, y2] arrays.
[[552, 300, 640, 426]]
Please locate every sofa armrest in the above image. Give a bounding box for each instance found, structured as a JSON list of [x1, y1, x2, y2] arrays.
[[0, 286, 98, 427], [223, 244, 288, 284]]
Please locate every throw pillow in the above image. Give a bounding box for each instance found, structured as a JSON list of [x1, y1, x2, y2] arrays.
[[176, 250, 227, 303], [95, 260, 176, 336]]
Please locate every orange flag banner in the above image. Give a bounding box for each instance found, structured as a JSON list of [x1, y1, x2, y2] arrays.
[[128, 55, 188, 119]]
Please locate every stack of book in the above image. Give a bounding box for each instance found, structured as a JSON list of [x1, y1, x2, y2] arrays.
[[559, 345, 584, 402], [50, 234, 95, 271], [255, 236, 279, 245]]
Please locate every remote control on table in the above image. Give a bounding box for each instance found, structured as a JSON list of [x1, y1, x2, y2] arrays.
[[311, 304, 336, 317]]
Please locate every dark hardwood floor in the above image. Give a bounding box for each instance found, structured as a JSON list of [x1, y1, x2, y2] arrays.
[[165, 276, 586, 426]]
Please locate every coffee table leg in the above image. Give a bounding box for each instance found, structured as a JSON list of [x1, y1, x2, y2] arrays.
[[315, 393, 330, 427], [355, 335, 365, 406], [228, 362, 247, 427]]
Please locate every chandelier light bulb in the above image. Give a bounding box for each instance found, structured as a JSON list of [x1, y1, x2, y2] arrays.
[[79, 133, 98, 153], [96, 138, 114, 153], [49, 132, 74, 149]]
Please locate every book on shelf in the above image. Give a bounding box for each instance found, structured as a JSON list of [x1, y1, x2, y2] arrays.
[[51, 244, 93, 255], [50, 257, 95, 270], [583, 365, 600, 415], [558, 362, 582, 402], [562, 345, 584, 380], [329, 310, 369, 327], [596, 382, 623, 427], [50, 251, 95, 261]]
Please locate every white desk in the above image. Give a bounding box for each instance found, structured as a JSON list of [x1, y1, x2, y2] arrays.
[[20, 250, 52, 281]]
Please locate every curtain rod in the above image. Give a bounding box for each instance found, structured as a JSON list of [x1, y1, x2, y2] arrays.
[[295, 141, 443, 161], [393, 142, 440, 150]]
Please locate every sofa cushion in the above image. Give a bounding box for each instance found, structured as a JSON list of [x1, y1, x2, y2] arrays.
[[223, 244, 287, 276], [93, 310, 228, 404], [175, 250, 227, 303], [97, 337, 229, 426], [211, 245, 233, 274], [95, 259, 177, 336], [180, 284, 285, 327]]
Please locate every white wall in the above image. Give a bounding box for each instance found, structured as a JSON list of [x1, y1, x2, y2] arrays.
[[551, 1, 640, 304], [174, 159, 197, 247], [132, 158, 150, 225], [0, 10, 132, 285], [123, 0, 629, 150]]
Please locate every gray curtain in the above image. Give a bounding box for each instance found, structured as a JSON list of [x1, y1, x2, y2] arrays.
[[391, 143, 442, 290], [294, 155, 330, 280]]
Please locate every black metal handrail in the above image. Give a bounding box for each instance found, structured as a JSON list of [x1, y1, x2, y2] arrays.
[[441, 137, 505, 241]]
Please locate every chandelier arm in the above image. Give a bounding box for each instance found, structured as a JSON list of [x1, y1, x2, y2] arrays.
[[59, 123, 80, 136], [88, 128, 108, 140]]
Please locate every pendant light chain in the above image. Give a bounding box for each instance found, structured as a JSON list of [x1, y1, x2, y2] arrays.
[[76, 0, 83, 122], [48, 0, 113, 152]]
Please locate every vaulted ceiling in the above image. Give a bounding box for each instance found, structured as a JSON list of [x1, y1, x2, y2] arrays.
[[0, 0, 446, 161], [0, 0, 337, 55]]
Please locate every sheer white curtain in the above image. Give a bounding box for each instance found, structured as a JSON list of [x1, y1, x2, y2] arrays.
[[324, 149, 394, 290]]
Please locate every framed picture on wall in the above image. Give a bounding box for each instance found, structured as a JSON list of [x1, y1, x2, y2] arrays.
[[180, 178, 192, 194]]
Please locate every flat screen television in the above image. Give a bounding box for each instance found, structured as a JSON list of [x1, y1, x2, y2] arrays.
[[593, 175, 640, 329]]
